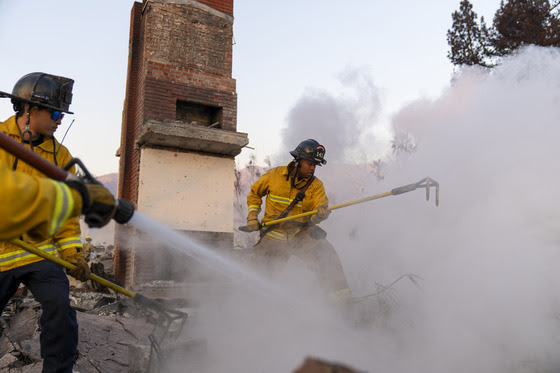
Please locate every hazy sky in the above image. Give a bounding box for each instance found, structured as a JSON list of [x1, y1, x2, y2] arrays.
[[0, 0, 501, 175]]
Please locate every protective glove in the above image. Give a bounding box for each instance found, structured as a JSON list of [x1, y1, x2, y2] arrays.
[[247, 210, 261, 232], [64, 180, 117, 228], [247, 219, 260, 232], [311, 204, 331, 224], [61, 248, 91, 282]]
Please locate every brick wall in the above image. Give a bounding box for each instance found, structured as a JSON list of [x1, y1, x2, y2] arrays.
[[143, 2, 233, 77], [115, 2, 144, 286], [115, 0, 237, 287], [197, 0, 233, 15], [144, 70, 237, 131]]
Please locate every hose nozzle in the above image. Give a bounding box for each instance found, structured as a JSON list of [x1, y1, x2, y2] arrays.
[[113, 199, 135, 224]]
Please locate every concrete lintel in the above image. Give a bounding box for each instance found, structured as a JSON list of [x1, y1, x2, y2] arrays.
[[137, 120, 249, 156]]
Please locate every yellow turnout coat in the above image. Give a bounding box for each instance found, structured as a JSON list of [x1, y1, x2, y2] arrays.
[[0, 116, 83, 271], [247, 161, 328, 240]]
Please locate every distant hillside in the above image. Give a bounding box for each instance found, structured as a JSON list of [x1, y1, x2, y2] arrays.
[[96, 173, 118, 195]]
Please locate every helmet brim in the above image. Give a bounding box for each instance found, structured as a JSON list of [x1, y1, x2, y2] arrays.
[[0, 90, 74, 114]]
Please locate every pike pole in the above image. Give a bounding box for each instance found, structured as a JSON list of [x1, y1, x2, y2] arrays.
[[239, 177, 439, 232]]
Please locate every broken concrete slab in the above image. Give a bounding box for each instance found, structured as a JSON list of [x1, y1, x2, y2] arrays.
[[137, 119, 249, 156], [74, 311, 160, 372], [0, 352, 17, 370], [69, 291, 117, 313], [128, 338, 207, 373], [293, 357, 364, 373], [0, 335, 14, 359], [7, 306, 40, 346], [0, 306, 42, 371]]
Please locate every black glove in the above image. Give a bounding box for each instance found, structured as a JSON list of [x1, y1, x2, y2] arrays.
[[64, 180, 117, 228]]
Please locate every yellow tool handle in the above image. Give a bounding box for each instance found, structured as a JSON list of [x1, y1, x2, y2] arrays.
[[9, 238, 136, 299], [261, 190, 393, 228]]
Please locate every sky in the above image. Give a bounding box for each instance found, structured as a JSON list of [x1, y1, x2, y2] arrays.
[[0, 0, 502, 176]]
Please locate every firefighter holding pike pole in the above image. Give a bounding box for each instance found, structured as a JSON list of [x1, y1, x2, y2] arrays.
[[0, 73, 118, 373], [245, 139, 352, 299], [243, 139, 440, 301]]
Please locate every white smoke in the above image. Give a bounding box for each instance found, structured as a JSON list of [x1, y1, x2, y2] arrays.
[[280, 67, 388, 165], [323, 45, 560, 372], [178, 45, 560, 372]]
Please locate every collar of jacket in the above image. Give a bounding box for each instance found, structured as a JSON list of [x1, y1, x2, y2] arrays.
[[3, 115, 58, 153], [283, 161, 312, 188]]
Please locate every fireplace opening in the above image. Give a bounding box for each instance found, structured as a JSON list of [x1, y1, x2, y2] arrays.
[[176, 100, 222, 129]]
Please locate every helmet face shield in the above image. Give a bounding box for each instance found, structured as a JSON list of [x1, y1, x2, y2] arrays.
[[0, 72, 74, 114], [290, 139, 327, 166]]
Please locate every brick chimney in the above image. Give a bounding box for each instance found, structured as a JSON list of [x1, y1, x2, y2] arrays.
[[115, 0, 247, 287]]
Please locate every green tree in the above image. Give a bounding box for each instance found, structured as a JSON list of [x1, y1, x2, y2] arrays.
[[447, 0, 492, 66], [492, 0, 560, 56], [447, 0, 560, 66]]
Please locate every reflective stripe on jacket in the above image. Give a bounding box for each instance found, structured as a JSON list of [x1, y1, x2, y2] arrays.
[[0, 242, 57, 268], [0, 115, 82, 271], [247, 161, 328, 241]]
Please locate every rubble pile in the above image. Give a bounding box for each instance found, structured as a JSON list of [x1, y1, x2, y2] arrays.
[[0, 248, 197, 372], [0, 289, 173, 372], [0, 247, 365, 372]]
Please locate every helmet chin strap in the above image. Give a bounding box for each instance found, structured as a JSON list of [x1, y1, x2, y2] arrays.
[[293, 161, 301, 187], [13, 106, 34, 171], [291, 159, 316, 189], [22, 106, 33, 144], [288, 159, 302, 187]]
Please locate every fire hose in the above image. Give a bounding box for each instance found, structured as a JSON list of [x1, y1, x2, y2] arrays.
[[0, 132, 135, 223], [239, 177, 439, 232], [0, 132, 188, 340]]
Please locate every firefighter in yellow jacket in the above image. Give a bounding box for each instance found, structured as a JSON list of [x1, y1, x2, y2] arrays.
[[0, 162, 115, 242], [246, 139, 350, 298], [0, 163, 80, 241], [83, 236, 94, 262], [0, 72, 116, 373]]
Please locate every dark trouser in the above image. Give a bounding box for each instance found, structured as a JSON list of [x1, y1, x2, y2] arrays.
[[253, 225, 350, 295], [0, 260, 78, 373]]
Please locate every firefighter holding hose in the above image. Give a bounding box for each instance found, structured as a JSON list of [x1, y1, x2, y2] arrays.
[[246, 139, 351, 299], [0, 73, 117, 373]]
